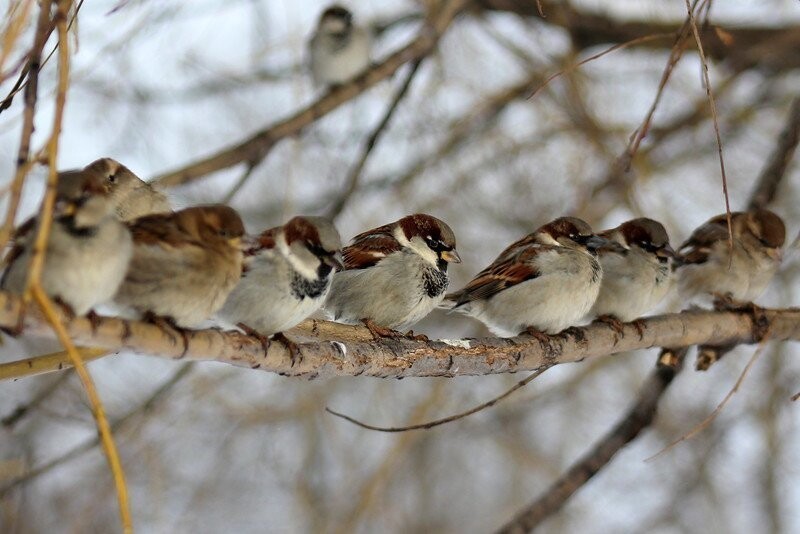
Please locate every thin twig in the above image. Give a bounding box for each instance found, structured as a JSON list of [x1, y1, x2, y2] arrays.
[[1, 371, 71, 427], [495, 354, 685, 533], [684, 0, 733, 251], [326, 366, 550, 432], [31, 286, 132, 533], [646, 340, 768, 462], [748, 97, 800, 210], [221, 161, 259, 204], [0, 0, 53, 254], [326, 59, 424, 220], [1, 362, 193, 495], [0, 347, 110, 380]]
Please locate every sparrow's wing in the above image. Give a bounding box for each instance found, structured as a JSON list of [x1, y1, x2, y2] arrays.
[[127, 212, 193, 247], [678, 214, 732, 264], [450, 246, 542, 305], [0, 216, 37, 284], [342, 225, 401, 270], [245, 225, 280, 256]]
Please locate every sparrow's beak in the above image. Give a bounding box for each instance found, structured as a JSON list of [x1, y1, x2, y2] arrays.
[[657, 243, 676, 259], [584, 235, 617, 253], [229, 237, 243, 249], [325, 251, 345, 271], [441, 249, 462, 263]]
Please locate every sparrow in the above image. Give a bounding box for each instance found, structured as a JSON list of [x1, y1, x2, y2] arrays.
[[114, 205, 245, 328], [444, 217, 607, 338], [57, 158, 171, 221], [590, 218, 675, 328], [219, 215, 343, 339], [675, 209, 785, 304], [308, 5, 371, 87], [324, 213, 460, 336], [1, 167, 133, 317]]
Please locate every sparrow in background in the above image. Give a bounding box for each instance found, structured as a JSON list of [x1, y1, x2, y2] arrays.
[[664, 209, 786, 371], [219, 216, 342, 354], [57, 158, 171, 221], [444, 217, 607, 338], [1, 167, 133, 317], [309, 5, 371, 87], [675, 209, 785, 304], [591, 218, 674, 332], [114, 205, 245, 328], [324, 213, 460, 337]]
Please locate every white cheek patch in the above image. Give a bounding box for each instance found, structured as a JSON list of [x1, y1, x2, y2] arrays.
[[278, 233, 319, 280], [538, 233, 561, 247], [393, 226, 439, 266]]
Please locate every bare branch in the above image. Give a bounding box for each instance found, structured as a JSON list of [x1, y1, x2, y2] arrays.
[[495, 353, 686, 534], [326, 59, 424, 220], [0, 291, 798, 380], [748, 97, 800, 210], [151, 0, 469, 188]]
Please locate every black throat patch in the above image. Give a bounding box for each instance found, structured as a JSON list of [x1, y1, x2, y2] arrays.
[[291, 271, 331, 300], [422, 266, 448, 298]]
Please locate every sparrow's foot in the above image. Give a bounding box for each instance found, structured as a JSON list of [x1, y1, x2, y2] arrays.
[[695, 343, 735, 371], [273, 332, 301, 366], [404, 330, 430, 342], [54, 297, 76, 320], [362, 319, 404, 340], [657, 347, 680, 369], [711, 294, 756, 312], [237, 322, 271, 354], [86, 309, 103, 335], [144, 312, 190, 357], [2, 299, 27, 337], [631, 319, 647, 340], [523, 326, 553, 347], [596, 314, 626, 341]]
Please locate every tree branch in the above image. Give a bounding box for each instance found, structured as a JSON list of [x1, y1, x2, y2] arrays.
[[478, 1, 800, 72], [495, 353, 685, 534], [1, 291, 798, 380], [748, 97, 800, 210], [151, 0, 469, 188]]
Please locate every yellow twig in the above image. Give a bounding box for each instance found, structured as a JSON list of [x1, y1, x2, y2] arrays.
[[32, 286, 132, 532], [20, 2, 133, 532], [0, 347, 110, 381]]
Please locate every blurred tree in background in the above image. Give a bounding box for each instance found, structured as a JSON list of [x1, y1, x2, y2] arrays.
[[1, 1, 799, 532]]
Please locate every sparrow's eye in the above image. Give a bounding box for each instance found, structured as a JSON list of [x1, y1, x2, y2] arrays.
[[568, 233, 577, 239], [758, 237, 771, 247]]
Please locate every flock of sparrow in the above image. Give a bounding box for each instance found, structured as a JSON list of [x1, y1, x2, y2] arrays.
[[0, 157, 786, 358], [0, 6, 789, 359]]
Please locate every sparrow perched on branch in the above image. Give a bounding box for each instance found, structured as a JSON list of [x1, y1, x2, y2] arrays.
[[309, 5, 371, 87], [324, 214, 460, 336], [1, 168, 133, 316], [57, 158, 170, 221], [114, 205, 245, 328], [444, 217, 607, 337], [220, 216, 343, 338], [591, 218, 674, 327], [675, 209, 785, 304]]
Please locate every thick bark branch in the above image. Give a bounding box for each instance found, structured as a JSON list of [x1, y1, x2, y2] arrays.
[[151, 0, 468, 188], [1, 291, 798, 379], [478, 1, 800, 72]]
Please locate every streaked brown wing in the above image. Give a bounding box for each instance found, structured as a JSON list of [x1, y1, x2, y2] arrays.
[[342, 230, 401, 270], [450, 246, 541, 305], [678, 214, 732, 265]]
